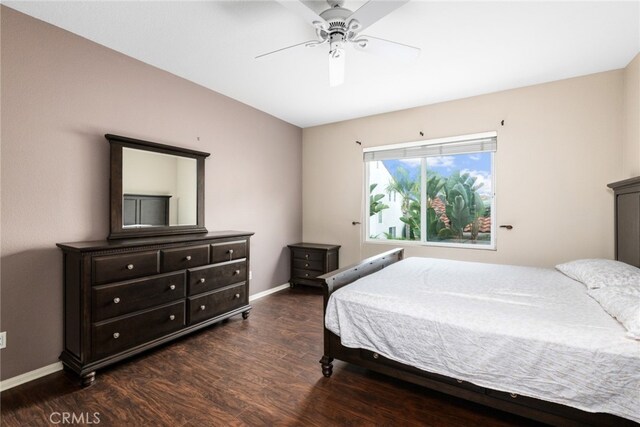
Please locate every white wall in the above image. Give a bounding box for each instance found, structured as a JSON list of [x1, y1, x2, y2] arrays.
[[303, 70, 625, 268], [623, 53, 640, 177]]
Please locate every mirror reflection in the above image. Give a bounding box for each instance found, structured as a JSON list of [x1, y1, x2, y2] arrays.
[[122, 148, 197, 228]]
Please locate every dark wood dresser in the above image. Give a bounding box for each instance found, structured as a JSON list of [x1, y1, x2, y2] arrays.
[[288, 243, 340, 287], [57, 230, 253, 385]]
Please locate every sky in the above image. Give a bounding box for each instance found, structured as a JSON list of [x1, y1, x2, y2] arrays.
[[382, 152, 493, 197]]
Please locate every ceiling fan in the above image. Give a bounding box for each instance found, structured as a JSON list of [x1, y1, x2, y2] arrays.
[[257, 0, 420, 87]]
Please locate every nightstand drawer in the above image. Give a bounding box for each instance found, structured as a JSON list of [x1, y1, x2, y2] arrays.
[[92, 301, 185, 360], [93, 251, 159, 285], [292, 258, 323, 271], [160, 245, 209, 272], [210, 239, 248, 264], [188, 283, 247, 325], [188, 259, 247, 295], [292, 268, 321, 280], [92, 271, 185, 322], [291, 249, 324, 262]]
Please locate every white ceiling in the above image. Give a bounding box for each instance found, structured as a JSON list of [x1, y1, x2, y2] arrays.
[[5, 1, 640, 128]]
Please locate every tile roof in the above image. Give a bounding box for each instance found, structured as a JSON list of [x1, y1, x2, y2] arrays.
[[429, 197, 491, 233]]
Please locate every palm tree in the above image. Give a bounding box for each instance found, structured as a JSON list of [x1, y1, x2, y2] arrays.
[[386, 167, 420, 239], [369, 183, 389, 216]]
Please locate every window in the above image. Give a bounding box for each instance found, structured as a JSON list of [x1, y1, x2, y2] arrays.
[[365, 132, 496, 249]]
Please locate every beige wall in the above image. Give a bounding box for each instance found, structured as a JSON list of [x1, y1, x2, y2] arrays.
[[303, 71, 625, 268], [623, 53, 640, 177], [0, 7, 302, 380]]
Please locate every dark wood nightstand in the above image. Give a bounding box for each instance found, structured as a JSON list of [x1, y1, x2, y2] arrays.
[[288, 243, 340, 287]]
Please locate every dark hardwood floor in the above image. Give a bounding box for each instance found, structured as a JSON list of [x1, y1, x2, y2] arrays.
[[1, 287, 543, 426]]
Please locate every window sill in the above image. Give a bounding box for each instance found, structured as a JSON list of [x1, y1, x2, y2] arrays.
[[364, 239, 496, 251]]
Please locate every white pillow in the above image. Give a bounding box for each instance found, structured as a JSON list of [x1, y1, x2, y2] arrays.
[[588, 285, 640, 340], [555, 259, 640, 289]]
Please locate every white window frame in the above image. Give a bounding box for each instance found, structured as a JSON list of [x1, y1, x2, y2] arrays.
[[364, 132, 497, 250]]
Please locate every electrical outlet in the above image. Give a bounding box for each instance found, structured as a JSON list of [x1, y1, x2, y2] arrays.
[[0, 332, 6, 349], [249, 271, 252, 280]]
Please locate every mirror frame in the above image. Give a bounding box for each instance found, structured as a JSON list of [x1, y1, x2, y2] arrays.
[[107, 134, 210, 240]]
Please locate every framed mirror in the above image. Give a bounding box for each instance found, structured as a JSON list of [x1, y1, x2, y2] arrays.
[[107, 134, 210, 239]]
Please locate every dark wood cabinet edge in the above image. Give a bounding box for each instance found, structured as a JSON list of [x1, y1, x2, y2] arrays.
[[108, 226, 209, 241], [317, 248, 635, 427], [105, 134, 211, 158], [607, 176, 640, 190], [287, 243, 341, 250], [60, 304, 251, 382], [57, 231, 254, 253]]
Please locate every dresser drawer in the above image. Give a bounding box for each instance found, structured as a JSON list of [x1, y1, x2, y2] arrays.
[[160, 245, 209, 272], [188, 283, 246, 325], [188, 259, 247, 295], [92, 301, 185, 360], [93, 251, 159, 285], [210, 239, 248, 264], [292, 258, 323, 271], [291, 249, 324, 262], [92, 271, 186, 322]]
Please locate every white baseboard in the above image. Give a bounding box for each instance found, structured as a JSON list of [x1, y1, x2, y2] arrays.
[[0, 362, 63, 392], [0, 283, 291, 392], [249, 282, 290, 302]]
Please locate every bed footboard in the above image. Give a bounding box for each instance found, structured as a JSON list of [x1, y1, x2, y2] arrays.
[[318, 247, 404, 298], [317, 248, 404, 377]]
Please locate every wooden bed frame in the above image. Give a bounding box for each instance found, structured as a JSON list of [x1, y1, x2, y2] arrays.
[[317, 178, 640, 427]]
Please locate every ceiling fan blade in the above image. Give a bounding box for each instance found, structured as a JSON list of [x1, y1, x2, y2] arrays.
[[347, 0, 409, 32], [353, 35, 420, 62], [255, 40, 319, 59], [274, 0, 328, 29], [329, 48, 345, 87]]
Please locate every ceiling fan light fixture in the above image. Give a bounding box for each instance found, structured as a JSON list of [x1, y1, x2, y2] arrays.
[[265, 0, 417, 86], [329, 48, 345, 87], [354, 38, 368, 48], [347, 19, 361, 32]]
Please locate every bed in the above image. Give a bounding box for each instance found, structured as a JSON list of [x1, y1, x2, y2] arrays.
[[318, 177, 640, 426]]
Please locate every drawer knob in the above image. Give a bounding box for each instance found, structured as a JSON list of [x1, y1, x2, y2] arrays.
[[234, 293, 240, 299], [304, 273, 309, 277], [113, 297, 120, 304], [305, 263, 309, 267], [200, 305, 206, 311], [185, 255, 192, 261], [169, 315, 176, 321], [228, 249, 234, 254], [373, 352, 379, 359], [169, 284, 176, 290], [510, 393, 518, 398], [113, 332, 120, 339], [126, 264, 134, 270], [199, 278, 206, 283], [234, 270, 240, 275], [305, 254, 309, 259], [456, 379, 463, 384]]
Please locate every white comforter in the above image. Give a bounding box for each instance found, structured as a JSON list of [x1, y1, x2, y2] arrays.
[[325, 257, 640, 422]]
